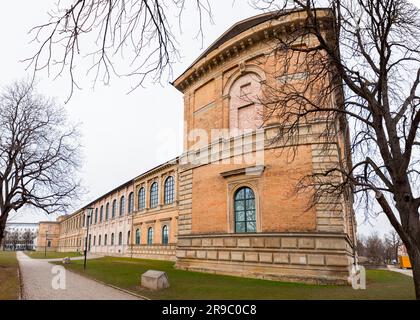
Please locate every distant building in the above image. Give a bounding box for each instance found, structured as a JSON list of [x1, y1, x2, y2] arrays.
[[3, 222, 39, 250], [36, 221, 60, 252]]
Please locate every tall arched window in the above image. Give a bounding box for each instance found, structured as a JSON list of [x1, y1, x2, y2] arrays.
[[147, 227, 154, 245], [118, 232, 122, 245], [120, 196, 125, 216], [162, 225, 169, 245], [150, 182, 158, 208], [104, 234, 108, 246], [138, 187, 145, 210], [127, 231, 131, 245], [135, 229, 141, 245], [105, 203, 109, 220], [94, 208, 98, 224], [93, 235, 96, 246], [112, 199, 117, 218], [98, 234, 102, 246], [111, 233, 114, 245], [164, 176, 175, 204], [234, 187, 256, 233], [100, 206, 103, 223], [128, 192, 134, 214]]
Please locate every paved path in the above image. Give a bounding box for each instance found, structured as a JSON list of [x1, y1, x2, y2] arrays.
[[17, 252, 140, 300], [387, 265, 413, 277]]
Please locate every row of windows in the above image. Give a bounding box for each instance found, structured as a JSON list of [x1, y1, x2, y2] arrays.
[[135, 225, 169, 245], [88, 225, 170, 247], [138, 176, 175, 210], [85, 176, 175, 227], [72, 186, 255, 239]]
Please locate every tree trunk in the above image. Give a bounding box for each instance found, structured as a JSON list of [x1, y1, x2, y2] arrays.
[[0, 214, 7, 249], [408, 246, 420, 300]]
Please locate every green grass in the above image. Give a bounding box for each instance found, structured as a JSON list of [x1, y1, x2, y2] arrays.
[[25, 251, 82, 259], [53, 256, 416, 300], [0, 251, 20, 300]]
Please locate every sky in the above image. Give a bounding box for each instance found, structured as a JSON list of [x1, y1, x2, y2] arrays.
[[2, 0, 419, 237]]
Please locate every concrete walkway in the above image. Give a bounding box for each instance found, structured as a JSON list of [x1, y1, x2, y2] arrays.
[[17, 252, 140, 300], [387, 265, 413, 277]]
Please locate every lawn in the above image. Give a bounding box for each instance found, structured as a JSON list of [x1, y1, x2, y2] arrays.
[[25, 251, 83, 259], [0, 251, 20, 300], [54, 256, 416, 300]]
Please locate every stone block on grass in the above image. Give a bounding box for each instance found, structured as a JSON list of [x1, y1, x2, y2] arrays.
[[141, 270, 170, 290]]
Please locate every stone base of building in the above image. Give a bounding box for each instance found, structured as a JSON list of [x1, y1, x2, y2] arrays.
[[129, 244, 177, 261], [175, 232, 354, 285]]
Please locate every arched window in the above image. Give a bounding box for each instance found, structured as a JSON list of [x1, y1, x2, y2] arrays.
[[150, 182, 158, 208], [100, 206, 103, 223], [111, 233, 114, 245], [127, 231, 131, 245], [147, 227, 154, 245], [164, 176, 175, 204], [93, 235, 96, 246], [112, 199, 117, 218], [135, 229, 141, 245], [94, 208, 98, 224], [162, 225, 169, 245], [118, 232, 122, 245], [104, 234, 108, 246], [138, 187, 145, 210], [128, 192, 134, 214], [105, 203, 109, 220], [234, 187, 256, 233], [120, 196, 125, 216], [83, 214, 86, 227], [98, 234, 101, 246]]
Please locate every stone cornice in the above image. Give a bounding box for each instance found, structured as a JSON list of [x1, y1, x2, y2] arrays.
[[172, 9, 333, 93]]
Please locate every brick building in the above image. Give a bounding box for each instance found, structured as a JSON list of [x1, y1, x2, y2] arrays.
[[40, 9, 356, 284]]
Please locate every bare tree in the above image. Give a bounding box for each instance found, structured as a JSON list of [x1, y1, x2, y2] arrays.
[[21, 230, 37, 250], [5, 230, 20, 251], [249, 0, 420, 298], [385, 229, 402, 263], [24, 0, 212, 101], [364, 232, 386, 264], [0, 80, 81, 247]]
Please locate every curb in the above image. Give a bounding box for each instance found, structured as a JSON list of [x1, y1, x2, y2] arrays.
[[17, 263, 23, 300], [52, 261, 150, 300]]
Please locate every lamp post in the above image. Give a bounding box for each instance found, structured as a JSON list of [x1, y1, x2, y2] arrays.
[[84, 207, 93, 270], [44, 231, 49, 258]]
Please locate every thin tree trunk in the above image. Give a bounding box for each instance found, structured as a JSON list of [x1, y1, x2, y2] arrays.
[[0, 214, 7, 249]]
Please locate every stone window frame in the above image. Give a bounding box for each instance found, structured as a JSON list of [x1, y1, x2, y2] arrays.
[[226, 178, 261, 234], [163, 175, 175, 205], [119, 195, 126, 216], [149, 180, 159, 209], [223, 63, 266, 136], [161, 223, 169, 245], [137, 183, 146, 212], [147, 226, 154, 245], [112, 199, 117, 219], [99, 205, 103, 223], [128, 191, 134, 214], [105, 202, 109, 221], [135, 228, 141, 245]]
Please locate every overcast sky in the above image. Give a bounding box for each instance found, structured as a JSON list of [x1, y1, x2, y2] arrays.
[[3, 0, 419, 236]]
